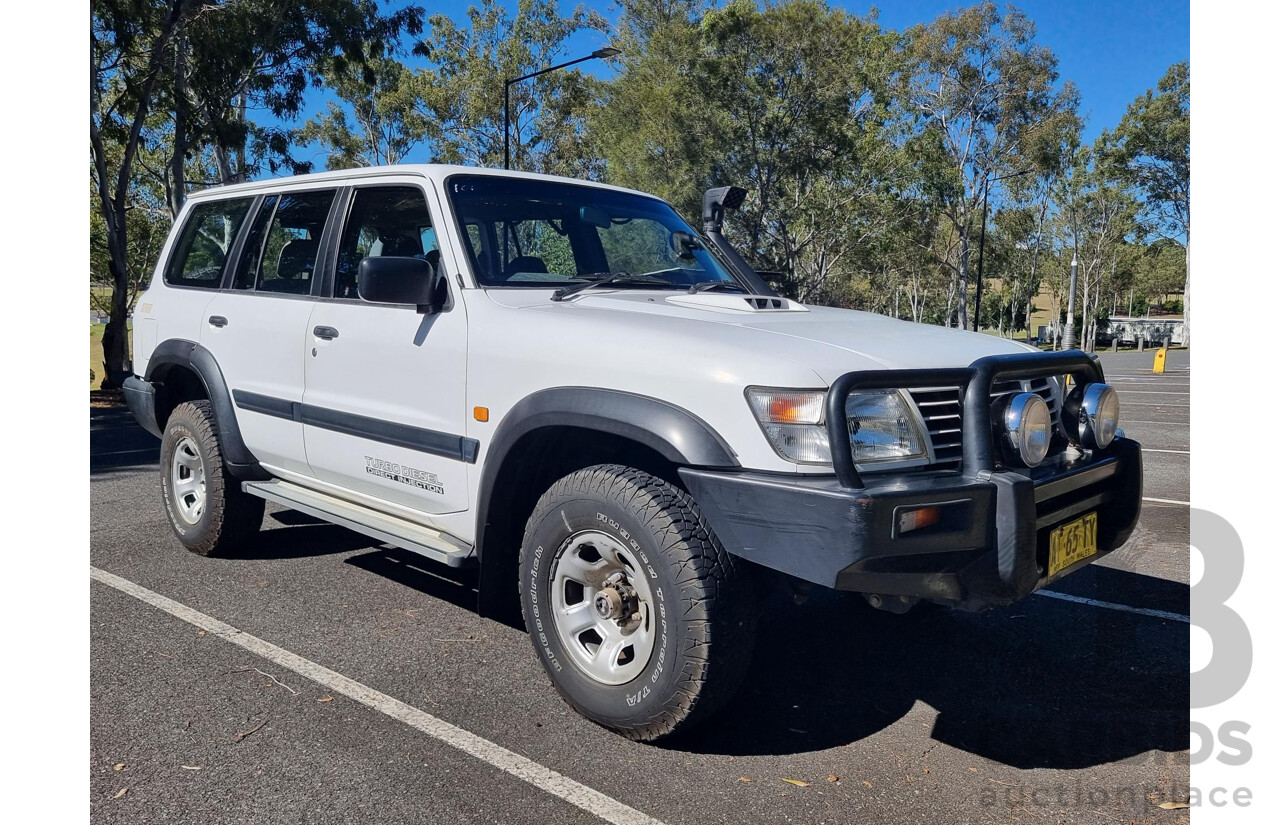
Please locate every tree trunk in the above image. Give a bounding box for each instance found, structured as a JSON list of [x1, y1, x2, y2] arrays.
[[1183, 232, 1191, 348], [99, 209, 132, 388], [169, 28, 188, 218], [91, 0, 187, 388], [957, 230, 970, 330]]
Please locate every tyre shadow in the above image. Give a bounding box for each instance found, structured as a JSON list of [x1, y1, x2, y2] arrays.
[[668, 570, 1188, 768]]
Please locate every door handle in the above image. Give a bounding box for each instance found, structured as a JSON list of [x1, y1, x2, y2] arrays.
[[313, 325, 340, 341], [208, 315, 228, 328]]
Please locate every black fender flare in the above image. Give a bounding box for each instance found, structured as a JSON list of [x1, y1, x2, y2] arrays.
[[474, 386, 738, 619], [145, 339, 268, 479], [480, 386, 740, 494]]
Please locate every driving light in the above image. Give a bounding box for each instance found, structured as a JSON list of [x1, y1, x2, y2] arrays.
[[1002, 392, 1052, 467], [1065, 383, 1120, 449]]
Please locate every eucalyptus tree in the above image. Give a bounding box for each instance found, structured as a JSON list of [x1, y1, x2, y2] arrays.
[[299, 56, 425, 169], [92, 0, 193, 387], [409, 0, 609, 175], [91, 0, 422, 386], [1102, 62, 1190, 342], [903, 1, 1079, 329], [168, 0, 423, 200], [1052, 145, 1142, 351]]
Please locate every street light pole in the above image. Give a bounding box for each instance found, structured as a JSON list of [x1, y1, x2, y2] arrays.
[[972, 168, 1033, 333], [503, 46, 621, 171], [1063, 252, 1079, 350]]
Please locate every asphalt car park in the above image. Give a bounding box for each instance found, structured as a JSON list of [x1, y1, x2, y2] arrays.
[[90, 348, 1190, 824]]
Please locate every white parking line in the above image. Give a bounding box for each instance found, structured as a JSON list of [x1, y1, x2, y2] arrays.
[[90, 567, 666, 825], [1034, 590, 1189, 623], [1122, 419, 1190, 425], [1144, 496, 1190, 506], [1115, 391, 1190, 395], [1143, 448, 1191, 455]]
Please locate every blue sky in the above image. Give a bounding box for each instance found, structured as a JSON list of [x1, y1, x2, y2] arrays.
[[286, 0, 1189, 170]]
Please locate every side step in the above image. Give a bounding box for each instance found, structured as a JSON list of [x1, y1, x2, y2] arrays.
[[242, 480, 475, 568]]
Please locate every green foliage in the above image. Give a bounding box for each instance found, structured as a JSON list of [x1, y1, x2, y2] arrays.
[[1101, 61, 1190, 340], [91, 0, 1192, 363], [299, 56, 424, 169], [1103, 62, 1190, 238], [410, 0, 609, 174], [903, 0, 1081, 328]]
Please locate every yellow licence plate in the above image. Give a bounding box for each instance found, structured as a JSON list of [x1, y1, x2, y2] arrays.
[[1048, 512, 1099, 577]]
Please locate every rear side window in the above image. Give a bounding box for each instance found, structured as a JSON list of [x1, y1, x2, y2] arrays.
[[164, 198, 253, 288], [232, 190, 337, 295]]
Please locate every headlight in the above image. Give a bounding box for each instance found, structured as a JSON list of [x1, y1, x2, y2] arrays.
[[745, 387, 929, 467], [1001, 392, 1052, 467], [844, 390, 929, 464], [1065, 383, 1120, 449]]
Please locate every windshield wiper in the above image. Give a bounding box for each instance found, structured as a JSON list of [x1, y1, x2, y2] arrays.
[[688, 280, 747, 294], [551, 273, 674, 302]]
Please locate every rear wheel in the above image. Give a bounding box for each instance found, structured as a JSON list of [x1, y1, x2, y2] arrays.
[[519, 464, 755, 741], [159, 400, 264, 556]]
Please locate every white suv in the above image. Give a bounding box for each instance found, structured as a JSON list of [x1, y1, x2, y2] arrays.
[[124, 164, 1142, 740]]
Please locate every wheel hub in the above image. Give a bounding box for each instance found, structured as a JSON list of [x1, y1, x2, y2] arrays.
[[550, 531, 657, 686], [593, 574, 640, 621], [169, 435, 207, 525]]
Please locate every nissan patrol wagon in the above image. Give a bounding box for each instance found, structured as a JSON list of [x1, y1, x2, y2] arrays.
[[124, 164, 1142, 741]]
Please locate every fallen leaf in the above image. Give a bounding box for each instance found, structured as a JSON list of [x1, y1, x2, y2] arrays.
[[317, 696, 334, 703], [781, 778, 810, 787], [181, 766, 201, 771], [923, 767, 931, 774], [827, 775, 839, 783], [197, 630, 206, 636], [1157, 802, 1191, 810], [738, 777, 751, 783], [112, 764, 125, 772], [969, 767, 978, 773], [862, 780, 872, 788], [113, 788, 128, 799]]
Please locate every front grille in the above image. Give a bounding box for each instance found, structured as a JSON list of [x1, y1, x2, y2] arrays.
[[908, 378, 1062, 471]]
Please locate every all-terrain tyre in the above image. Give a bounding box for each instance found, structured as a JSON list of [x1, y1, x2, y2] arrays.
[[159, 400, 264, 557], [519, 464, 756, 741]]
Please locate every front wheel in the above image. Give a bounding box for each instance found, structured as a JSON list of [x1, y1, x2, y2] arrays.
[[519, 465, 756, 741]]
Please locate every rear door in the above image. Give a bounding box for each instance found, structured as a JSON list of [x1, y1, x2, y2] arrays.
[[200, 187, 339, 477], [302, 180, 471, 515]]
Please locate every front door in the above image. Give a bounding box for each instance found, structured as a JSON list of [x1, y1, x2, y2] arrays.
[[302, 181, 471, 516]]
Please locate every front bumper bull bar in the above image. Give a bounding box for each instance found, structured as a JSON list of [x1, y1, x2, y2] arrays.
[[678, 351, 1143, 611]]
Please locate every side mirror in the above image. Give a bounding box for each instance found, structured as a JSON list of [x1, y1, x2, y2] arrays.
[[358, 256, 446, 315], [670, 230, 702, 260]]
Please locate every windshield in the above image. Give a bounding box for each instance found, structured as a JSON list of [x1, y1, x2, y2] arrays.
[[445, 175, 737, 289]]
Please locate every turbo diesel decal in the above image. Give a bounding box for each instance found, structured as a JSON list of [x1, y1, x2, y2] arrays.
[[364, 456, 444, 495]]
